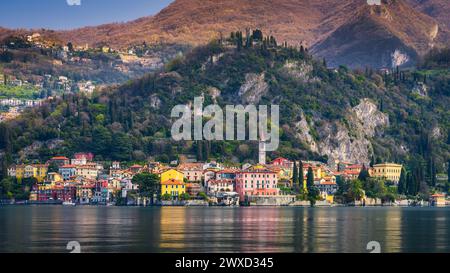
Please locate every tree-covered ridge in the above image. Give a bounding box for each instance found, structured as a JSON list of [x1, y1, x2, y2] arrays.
[[0, 31, 449, 178]]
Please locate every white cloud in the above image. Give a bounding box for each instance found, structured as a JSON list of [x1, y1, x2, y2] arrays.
[[67, 0, 81, 6], [367, 0, 381, 5]]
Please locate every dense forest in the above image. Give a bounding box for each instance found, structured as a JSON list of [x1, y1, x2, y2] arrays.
[[0, 31, 449, 189]]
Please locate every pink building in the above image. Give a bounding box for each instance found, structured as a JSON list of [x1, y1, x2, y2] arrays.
[[235, 167, 279, 201], [74, 152, 94, 162]]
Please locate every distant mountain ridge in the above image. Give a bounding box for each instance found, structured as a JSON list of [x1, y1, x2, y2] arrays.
[[1, 0, 449, 68]]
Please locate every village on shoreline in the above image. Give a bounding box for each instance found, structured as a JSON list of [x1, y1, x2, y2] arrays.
[[1, 151, 448, 208]]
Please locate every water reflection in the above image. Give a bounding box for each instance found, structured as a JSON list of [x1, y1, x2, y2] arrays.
[[0, 207, 448, 253]]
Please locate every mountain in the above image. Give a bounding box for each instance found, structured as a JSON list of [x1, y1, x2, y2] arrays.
[[311, 0, 439, 68], [1, 36, 448, 170], [405, 0, 450, 44], [3, 0, 444, 68], [56, 0, 442, 68]]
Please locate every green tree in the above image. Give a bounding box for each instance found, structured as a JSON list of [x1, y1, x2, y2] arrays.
[[447, 160, 450, 193], [198, 192, 208, 201], [180, 192, 191, 201], [67, 42, 74, 52], [196, 141, 203, 161], [111, 132, 132, 161], [347, 180, 364, 203], [292, 160, 298, 191], [161, 193, 172, 201], [0, 177, 14, 199], [92, 125, 112, 156], [358, 165, 370, 182], [132, 173, 159, 204], [406, 172, 417, 196], [306, 167, 314, 188], [398, 167, 407, 194], [298, 160, 304, 190], [252, 29, 263, 41], [307, 186, 320, 207]]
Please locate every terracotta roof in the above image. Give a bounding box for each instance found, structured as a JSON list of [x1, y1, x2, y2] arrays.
[[177, 163, 204, 171], [431, 194, 446, 197], [60, 165, 77, 168], [51, 156, 69, 160], [186, 183, 201, 188], [344, 170, 360, 175], [346, 164, 363, 169], [161, 179, 185, 186], [320, 181, 337, 185]]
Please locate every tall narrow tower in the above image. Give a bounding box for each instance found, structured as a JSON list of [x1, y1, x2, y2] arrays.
[[259, 141, 266, 165]]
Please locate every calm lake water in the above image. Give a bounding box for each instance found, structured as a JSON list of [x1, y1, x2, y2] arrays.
[[0, 206, 449, 253]]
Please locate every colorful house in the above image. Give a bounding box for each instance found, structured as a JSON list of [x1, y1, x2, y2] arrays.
[[160, 169, 184, 183], [372, 163, 403, 183], [8, 164, 48, 182], [59, 165, 77, 180], [186, 183, 202, 196], [161, 179, 186, 198], [177, 163, 204, 182], [49, 156, 70, 167], [206, 179, 234, 195], [235, 165, 279, 201]]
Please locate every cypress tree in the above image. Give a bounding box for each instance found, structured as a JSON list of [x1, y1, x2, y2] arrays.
[[398, 167, 407, 194], [298, 161, 304, 189], [203, 141, 210, 161], [358, 165, 370, 182], [446, 160, 450, 193], [292, 161, 298, 190], [406, 172, 414, 196], [196, 141, 203, 162], [429, 157, 437, 187], [307, 167, 314, 188]]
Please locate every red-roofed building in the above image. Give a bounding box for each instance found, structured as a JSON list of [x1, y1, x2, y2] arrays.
[[129, 164, 143, 174], [49, 156, 70, 167], [271, 157, 294, 169], [186, 183, 202, 196]]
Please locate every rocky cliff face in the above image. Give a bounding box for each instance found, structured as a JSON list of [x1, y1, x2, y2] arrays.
[[282, 61, 320, 83], [293, 111, 319, 153], [238, 73, 269, 104], [294, 99, 389, 165]]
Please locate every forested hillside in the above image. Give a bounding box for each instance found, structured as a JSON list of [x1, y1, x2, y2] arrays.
[[0, 31, 449, 182]]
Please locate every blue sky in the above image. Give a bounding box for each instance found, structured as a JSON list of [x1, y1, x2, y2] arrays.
[[0, 0, 174, 30]]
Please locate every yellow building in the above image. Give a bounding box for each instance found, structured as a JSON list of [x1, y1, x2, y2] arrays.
[[161, 179, 186, 198], [372, 163, 403, 183], [11, 164, 48, 182], [39, 172, 64, 190], [160, 169, 184, 183]]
